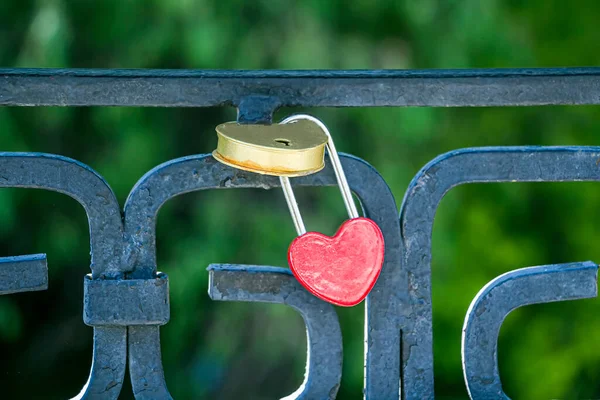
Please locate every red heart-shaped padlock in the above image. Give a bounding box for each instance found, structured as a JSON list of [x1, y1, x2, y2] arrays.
[[288, 217, 385, 307]]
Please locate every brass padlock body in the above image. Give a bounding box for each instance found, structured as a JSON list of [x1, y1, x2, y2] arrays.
[[213, 120, 329, 177]]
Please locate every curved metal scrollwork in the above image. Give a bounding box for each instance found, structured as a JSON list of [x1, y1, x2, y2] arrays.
[[2, 146, 599, 399], [399, 146, 600, 399], [122, 153, 401, 399], [462, 261, 598, 400], [0, 153, 127, 399], [2, 64, 600, 399], [0, 254, 48, 295]]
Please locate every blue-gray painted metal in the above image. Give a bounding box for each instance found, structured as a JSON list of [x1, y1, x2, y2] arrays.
[[208, 264, 343, 399], [399, 146, 600, 399], [1, 147, 598, 399], [84, 273, 170, 326], [2, 68, 600, 123], [0, 153, 127, 399], [0, 147, 598, 399], [1, 66, 600, 399], [0, 254, 48, 295], [122, 153, 401, 399], [462, 261, 598, 399]]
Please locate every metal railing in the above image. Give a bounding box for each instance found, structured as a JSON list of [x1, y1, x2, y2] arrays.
[[1, 67, 600, 399]]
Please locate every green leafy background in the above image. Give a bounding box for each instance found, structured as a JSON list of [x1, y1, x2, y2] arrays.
[[1, 1, 600, 399]]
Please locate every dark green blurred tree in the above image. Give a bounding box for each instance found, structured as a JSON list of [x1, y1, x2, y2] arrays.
[[1, 0, 600, 399]]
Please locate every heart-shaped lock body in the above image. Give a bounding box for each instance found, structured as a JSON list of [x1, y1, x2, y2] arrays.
[[288, 217, 385, 307], [212, 114, 386, 307], [214, 120, 328, 177]]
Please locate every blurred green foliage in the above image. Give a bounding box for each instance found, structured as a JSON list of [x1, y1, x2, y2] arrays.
[[1, 0, 600, 399]]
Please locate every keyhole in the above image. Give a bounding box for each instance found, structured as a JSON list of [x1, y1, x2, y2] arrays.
[[274, 138, 291, 147]]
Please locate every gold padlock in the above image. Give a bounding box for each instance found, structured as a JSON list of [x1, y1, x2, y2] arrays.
[[213, 115, 384, 307], [213, 119, 328, 177]]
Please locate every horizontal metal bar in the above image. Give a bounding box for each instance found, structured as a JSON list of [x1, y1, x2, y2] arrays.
[[1, 67, 599, 109], [0, 254, 48, 295]]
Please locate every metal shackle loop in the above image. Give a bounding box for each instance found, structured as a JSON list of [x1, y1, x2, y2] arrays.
[[279, 114, 359, 236]]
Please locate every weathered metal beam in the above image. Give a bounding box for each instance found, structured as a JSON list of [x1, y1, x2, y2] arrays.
[[123, 154, 402, 399], [1, 68, 599, 112]]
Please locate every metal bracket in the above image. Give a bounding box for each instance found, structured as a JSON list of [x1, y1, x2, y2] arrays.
[[84, 273, 170, 327]]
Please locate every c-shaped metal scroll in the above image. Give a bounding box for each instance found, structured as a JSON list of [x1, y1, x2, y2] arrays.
[[0, 153, 127, 399], [208, 264, 343, 399], [399, 146, 600, 399], [124, 153, 401, 399], [462, 261, 598, 399]]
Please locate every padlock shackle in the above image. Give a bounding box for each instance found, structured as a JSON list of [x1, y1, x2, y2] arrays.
[[280, 175, 307, 235], [280, 114, 360, 236]]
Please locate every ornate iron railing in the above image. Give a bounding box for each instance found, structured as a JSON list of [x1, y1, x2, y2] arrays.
[[1, 67, 600, 399]]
